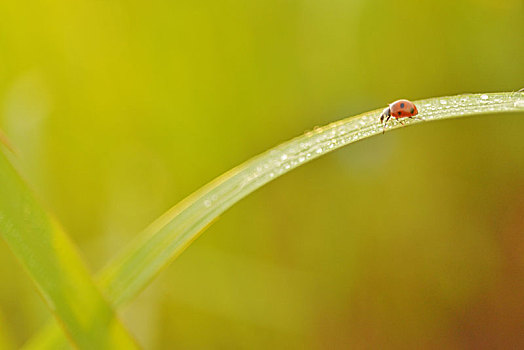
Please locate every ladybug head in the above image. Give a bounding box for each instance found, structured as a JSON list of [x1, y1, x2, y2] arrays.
[[380, 107, 391, 123]]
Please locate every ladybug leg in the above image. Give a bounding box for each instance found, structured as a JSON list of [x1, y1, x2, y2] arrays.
[[382, 115, 391, 134], [380, 107, 391, 133], [511, 87, 524, 98], [380, 107, 389, 124], [395, 117, 405, 126]]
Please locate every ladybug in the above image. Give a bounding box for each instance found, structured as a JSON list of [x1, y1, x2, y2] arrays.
[[380, 99, 418, 132]]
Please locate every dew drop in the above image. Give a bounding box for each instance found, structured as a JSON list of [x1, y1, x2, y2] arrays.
[[481, 94, 489, 100], [204, 199, 212, 207]]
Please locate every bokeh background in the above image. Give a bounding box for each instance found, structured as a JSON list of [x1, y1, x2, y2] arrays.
[[1, 0, 524, 348]]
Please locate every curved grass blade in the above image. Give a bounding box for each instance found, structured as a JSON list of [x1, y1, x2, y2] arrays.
[[24, 92, 524, 349], [0, 151, 139, 349]]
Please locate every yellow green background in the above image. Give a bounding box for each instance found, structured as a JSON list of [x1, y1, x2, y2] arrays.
[[1, 0, 523, 348]]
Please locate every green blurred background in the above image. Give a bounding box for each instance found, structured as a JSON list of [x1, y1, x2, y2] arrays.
[[1, 0, 524, 348]]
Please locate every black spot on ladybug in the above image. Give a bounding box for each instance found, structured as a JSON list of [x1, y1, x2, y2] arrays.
[[400, 103, 405, 108], [398, 112, 402, 116], [410, 108, 414, 114]]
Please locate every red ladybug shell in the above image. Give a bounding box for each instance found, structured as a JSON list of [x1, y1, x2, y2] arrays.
[[389, 99, 418, 118]]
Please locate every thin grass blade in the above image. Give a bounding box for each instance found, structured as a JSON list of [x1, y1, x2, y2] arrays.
[[0, 151, 139, 349]]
